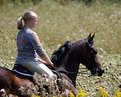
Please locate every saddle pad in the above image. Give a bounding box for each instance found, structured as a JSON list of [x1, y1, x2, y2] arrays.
[[12, 64, 34, 77]]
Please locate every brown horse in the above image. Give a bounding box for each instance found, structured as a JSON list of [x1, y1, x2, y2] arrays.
[[0, 33, 104, 96]]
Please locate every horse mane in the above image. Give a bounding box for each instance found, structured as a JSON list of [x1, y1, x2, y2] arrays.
[[51, 41, 72, 67]]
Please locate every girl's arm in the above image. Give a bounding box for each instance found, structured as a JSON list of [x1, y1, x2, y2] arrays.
[[29, 32, 53, 67]]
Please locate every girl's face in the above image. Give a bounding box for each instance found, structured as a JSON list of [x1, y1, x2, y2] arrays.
[[28, 16, 38, 29]]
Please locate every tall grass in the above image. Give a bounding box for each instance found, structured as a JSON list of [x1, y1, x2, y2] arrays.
[[0, 0, 121, 96]]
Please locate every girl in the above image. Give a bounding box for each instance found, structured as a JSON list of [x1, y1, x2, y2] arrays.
[[15, 11, 54, 78]]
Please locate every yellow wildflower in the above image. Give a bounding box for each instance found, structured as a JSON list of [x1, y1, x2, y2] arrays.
[[30, 92, 35, 97], [98, 87, 109, 97], [114, 90, 121, 97], [76, 88, 87, 97], [30, 92, 40, 97], [70, 92, 75, 97]]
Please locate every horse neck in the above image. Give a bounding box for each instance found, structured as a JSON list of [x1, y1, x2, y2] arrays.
[[61, 41, 84, 87]]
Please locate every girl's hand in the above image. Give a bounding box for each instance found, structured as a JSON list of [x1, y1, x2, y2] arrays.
[[49, 62, 54, 67], [38, 58, 53, 67]]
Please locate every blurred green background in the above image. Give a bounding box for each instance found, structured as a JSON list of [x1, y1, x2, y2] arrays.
[[0, 0, 121, 96]]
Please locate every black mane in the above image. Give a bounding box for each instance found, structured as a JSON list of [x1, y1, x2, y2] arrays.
[[51, 41, 72, 67]]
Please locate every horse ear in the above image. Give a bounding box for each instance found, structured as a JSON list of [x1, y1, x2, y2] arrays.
[[88, 33, 95, 43], [87, 33, 91, 39]]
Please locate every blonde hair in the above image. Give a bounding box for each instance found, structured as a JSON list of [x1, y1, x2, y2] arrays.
[[17, 11, 37, 30]]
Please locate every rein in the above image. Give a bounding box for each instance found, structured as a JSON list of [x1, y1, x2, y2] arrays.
[[52, 66, 88, 76], [59, 68, 89, 75]]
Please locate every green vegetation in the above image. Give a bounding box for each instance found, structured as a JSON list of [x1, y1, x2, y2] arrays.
[[0, 0, 121, 96]]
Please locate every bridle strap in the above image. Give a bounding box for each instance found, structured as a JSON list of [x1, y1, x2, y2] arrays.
[[85, 39, 99, 70]]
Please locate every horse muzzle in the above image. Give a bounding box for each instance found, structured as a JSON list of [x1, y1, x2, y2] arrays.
[[91, 67, 104, 76]]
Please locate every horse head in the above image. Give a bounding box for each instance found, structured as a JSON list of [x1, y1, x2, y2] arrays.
[[51, 33, 104, 88], [82, 33, 104, 76], [51, 33, 105, 76]]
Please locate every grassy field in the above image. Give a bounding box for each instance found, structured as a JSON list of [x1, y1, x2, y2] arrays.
[[0, 0, 121, 96]]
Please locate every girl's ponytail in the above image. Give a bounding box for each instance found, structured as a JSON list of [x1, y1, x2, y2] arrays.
[[17, 17, 24, 30]]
